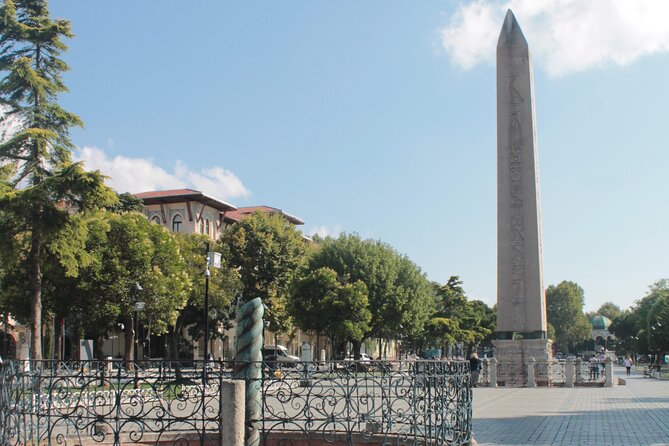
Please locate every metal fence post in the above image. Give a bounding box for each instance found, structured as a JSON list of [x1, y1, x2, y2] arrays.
[[565, 358, 574, 387], [526, 357, 536, 387]]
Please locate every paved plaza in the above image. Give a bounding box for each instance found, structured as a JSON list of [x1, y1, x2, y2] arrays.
[[473, 366, 669, 446]]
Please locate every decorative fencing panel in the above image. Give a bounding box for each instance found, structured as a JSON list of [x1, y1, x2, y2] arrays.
[[0, 360, 224, 446], [535, 360, 566, 387], [253, 360, 472, 446], [574, 360, 606, 385], [0, 359, 472, 446]]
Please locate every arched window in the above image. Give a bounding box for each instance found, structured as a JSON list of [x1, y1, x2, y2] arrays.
[[199, 220, 205, 234], [172, 214, 183, 232], [205, 219, 210, 236], [151, 216, 161, 225]]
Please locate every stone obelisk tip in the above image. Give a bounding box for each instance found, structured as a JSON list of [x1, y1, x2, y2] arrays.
[[497, 9, 528, 50]]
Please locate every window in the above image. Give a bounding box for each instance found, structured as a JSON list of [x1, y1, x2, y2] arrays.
[[199, 220, 204, 234], [205, 219, 210, 236], [172, 214, 183, 232], [151, 216, 161, 225]]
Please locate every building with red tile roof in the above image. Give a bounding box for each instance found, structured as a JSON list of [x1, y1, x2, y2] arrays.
[[134, 189, 236, 240], [223, 206, 304, 226], [133, 189, 305, 240]]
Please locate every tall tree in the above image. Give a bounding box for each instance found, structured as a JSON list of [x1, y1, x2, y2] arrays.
[[172, 233, 240, 360], [220, 211, 308, 334], [423, 277, 494, 356], [0, 0, 114, 358], [290, 267, 371, 356], [595, 302, 622, 321], [546, 281, 591, 353], [60, 212, 189, 361], [303, 233, 434, 355]]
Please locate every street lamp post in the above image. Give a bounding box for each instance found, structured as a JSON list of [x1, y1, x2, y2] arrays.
[[133, 282, 144, 362], [651, 322, 662, 370], [630, 336, 638, 364], [204, 245, 221, 368]]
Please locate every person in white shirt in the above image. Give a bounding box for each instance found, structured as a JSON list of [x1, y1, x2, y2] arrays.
[[623, 356, 633, 376]]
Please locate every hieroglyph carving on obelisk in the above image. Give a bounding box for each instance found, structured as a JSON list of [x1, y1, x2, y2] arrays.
[[496, 9, 547, 340]]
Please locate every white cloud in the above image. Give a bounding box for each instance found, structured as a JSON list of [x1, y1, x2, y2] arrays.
[[74, 146, 250, 199], [308, 225, 343, 239], [440, 0, 669, 76]]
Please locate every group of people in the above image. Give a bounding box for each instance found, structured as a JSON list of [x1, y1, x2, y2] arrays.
[[588, 349, 609, 379], [468, 349, 636, 386]]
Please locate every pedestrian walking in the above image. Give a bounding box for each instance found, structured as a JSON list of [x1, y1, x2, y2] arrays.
[[623, 355, 632, 376]]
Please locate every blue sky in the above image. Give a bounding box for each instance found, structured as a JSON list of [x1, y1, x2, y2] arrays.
[[47, 1, 669, 313]]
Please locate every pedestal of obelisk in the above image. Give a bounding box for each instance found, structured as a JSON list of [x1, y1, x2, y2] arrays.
[[493, 9, 551, 386]]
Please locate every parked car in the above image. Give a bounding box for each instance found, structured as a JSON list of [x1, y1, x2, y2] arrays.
[[344, 353, 371, 361], [262, 345, 300, 368]]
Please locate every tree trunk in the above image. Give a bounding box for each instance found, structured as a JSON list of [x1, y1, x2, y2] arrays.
[[55, 318, 62, 360], [29, 228, 43, 360], [170, 315, 186, 361], [94, 334, 105, 360], [352, 340, 361, 359]]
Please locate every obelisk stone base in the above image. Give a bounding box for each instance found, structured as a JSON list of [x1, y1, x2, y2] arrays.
[[493, 338, 552, 386]]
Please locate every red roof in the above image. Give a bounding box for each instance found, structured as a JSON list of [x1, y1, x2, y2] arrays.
[[134, 189, 237, 212], [224, 206, 304, 225]]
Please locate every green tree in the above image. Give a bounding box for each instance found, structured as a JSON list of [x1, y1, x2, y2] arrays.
[[290, 267, 371, 354], [304, 233, 434, 356], [423, 277, 494, 356], [546, 281, 591, 353], [0, 0, 115, 358], [172, 233, 240, 360], [220, 212, 308, 335], [595, 302, 622, 321], [40, 212, 190, 361], [646, 284, 669, 354]]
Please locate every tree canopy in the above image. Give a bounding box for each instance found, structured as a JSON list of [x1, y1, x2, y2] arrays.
[[220, 211, 308, 334], [290, 267, 371, 350], [594, 302, 622, 321], [0, 0, 115, 358], [546, 281, 591, 353], [421, 277, 494, 355], [300, 233, 434, 346]]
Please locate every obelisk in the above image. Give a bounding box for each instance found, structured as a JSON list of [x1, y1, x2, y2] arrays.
[[493, 9, 551, 384]]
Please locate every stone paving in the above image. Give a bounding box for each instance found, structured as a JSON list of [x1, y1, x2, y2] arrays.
[[472, 366, 669, 446]]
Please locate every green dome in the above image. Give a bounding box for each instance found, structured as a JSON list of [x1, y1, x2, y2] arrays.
[[591, 315, 612, 330]]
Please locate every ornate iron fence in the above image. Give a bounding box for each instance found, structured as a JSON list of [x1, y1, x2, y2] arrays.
[[252, 360, 472, 446], [574, 360, 606, 385], [0, 359, 472, 446], [0, 359, 225, 446], [534, 360, 566, 386], [496, 360, 525, 386]]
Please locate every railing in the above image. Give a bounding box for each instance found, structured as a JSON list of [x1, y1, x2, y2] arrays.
[[0, 359, 225, 446], [253, 360, 472, 446], [534, 360, 566, 386], [0, 359, 473, 446], [574, 359, 606, 385], [496, 360, 525, 386]]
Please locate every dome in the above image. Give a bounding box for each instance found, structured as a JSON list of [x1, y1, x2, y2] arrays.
[[590, 315, 612, 330]]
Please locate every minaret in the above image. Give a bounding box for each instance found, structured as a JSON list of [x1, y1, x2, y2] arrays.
[[494, 10, 552, 384]]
